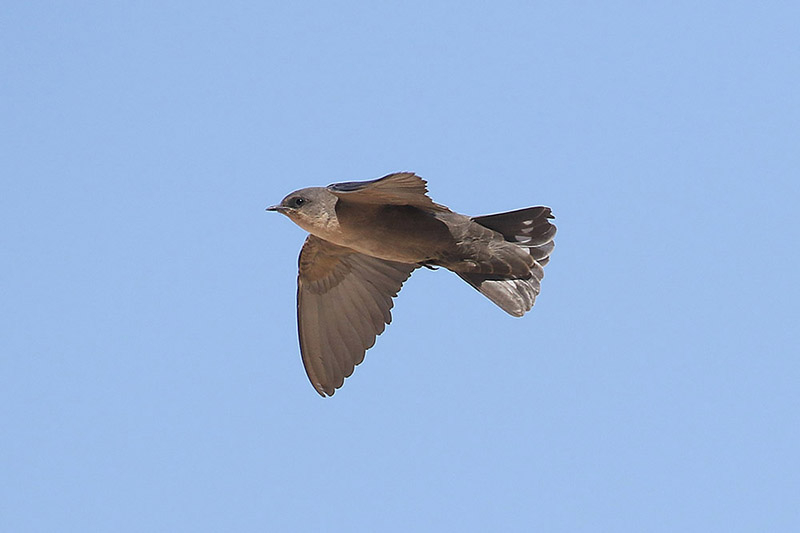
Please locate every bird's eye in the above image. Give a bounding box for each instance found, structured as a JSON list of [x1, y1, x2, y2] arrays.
[[290, 197, 306, 208]]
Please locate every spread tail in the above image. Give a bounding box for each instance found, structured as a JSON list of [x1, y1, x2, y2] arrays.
[[458, 207, 556, 317]]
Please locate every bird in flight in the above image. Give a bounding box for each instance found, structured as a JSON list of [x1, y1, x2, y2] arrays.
[[267, 172, 556, 396]]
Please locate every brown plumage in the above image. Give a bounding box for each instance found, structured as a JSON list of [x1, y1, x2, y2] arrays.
[[267, 172, 556, 396]]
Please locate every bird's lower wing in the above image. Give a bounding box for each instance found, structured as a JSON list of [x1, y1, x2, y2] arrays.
[[297, 235, 417, 396]]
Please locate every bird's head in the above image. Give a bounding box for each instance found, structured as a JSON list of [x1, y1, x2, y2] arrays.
[[267, 187, 340, 236]]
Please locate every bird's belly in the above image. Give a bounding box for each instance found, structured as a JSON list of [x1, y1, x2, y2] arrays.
[[342, 238, 433, 264], [335, 204, 456, 264]]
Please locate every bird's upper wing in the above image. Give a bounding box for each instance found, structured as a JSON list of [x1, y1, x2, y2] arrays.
[[327, 172, 449, 211], [297, 235, 417, 396]]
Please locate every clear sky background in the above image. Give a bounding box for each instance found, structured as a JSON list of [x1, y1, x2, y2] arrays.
[[2, 2, 799, 531]]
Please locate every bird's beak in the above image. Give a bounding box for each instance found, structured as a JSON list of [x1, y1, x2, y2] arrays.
[[266, 204, 284, 212]]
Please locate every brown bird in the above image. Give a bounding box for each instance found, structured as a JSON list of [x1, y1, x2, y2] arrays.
[[267, 172, 556, 396]]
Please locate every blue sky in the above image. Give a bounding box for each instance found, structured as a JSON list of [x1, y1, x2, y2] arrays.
[[2, 1, 799, 531]]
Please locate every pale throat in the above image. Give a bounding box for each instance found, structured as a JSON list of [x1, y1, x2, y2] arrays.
[[292, 210, 344, 244]]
